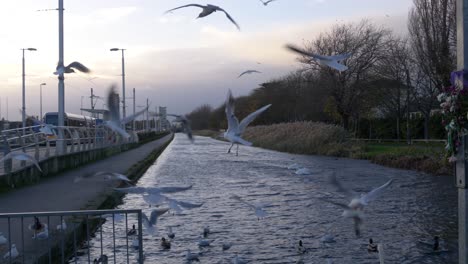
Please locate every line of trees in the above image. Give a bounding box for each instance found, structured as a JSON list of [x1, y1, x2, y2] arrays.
[[186, 0, 456, 140]]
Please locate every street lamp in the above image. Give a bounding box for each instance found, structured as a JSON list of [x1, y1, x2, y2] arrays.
[[40, 83, 46, 120], [21, 47, 37, 131], [110, 48, 127, 119]]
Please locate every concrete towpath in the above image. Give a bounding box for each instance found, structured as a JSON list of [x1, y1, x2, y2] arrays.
[[0, 133, 173, 263]]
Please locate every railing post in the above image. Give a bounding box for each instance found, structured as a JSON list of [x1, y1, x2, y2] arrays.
[[33, 132, 40, 161], [68, 129, 75, 153], [45, 137, 50, 158], [2, 134, 11, 173], [15, 130, 26, 168], [137, 210, 144, 263]]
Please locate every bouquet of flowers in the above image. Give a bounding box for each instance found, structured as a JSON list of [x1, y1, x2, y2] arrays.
[[438, 70, 468, 162]]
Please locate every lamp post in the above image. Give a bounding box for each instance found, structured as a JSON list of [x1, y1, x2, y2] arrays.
[[40, 83, 46, 120], [21, 48, 37, 131], [110, 48, 127, 119]]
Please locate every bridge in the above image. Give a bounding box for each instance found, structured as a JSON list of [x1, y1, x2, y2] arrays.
[[0, 124, 173, 263]]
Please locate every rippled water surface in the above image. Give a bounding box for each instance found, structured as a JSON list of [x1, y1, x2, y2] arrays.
[[76, 134, 457, 263]]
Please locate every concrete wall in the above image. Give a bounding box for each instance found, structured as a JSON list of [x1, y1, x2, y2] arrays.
[[0, 144, 133, 190]]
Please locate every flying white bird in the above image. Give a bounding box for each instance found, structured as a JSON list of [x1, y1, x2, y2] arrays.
[[103, 86, 148, 140], [56, 219, 67, 231], [0, 233, 7, 245], [54, 61, 90, 75], [167, 226, 175, 239], [238, 70, 261, 78], [74, 171, 133, 184], [320, 173, 393, 236], [0, 151, 42, 173], [114, 185, 193, 195], [285, 44, 351, 72], [3, 244, 18, 259], [198, 238, 214, 247], [20, 109, 56, 136], [295, 168, 312, 175], [222, 242, 233, 250], [95, 213, 125, 222], [131, 237, 139, 249], [185, 249, 201, 261], [168, 114, 194, 142], [33, 227, 49, 240], [287, 163, 302, 170], [142, 208, 169, 235], [378, 244, 385, 264], [224, 89, 271, 155], [232, 255, 248, 264], [259, 0, 278, 6], [164, 4, 240, 30], [231, 195, 269, 220]]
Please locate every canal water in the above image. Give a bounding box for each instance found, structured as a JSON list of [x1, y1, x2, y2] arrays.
[[75, 134, 457, 263]]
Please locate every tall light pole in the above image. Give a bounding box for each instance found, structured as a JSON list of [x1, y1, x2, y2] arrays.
[[57, 0, 66, 154], [40, 83, 46, 120], [133, 88, 136, 131], [21, 47, 37, 131], [110, 48, 126, 119]]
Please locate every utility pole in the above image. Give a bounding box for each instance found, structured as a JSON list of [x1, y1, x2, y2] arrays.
[[146, 98, 149, 132], [57, 0, 65, 154], [90, 88, 94, 117], [456, 1, 468, 263], [133, 88, 136, 131]]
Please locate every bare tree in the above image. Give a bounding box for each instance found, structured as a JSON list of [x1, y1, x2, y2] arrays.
[[297, 20, 391, 130], [408, 0, 456, 89], [377, 36, 416, 141]]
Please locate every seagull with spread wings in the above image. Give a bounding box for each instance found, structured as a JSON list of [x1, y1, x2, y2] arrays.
[[320, 173, 393, 236], [142, 208, 169, 235], [0, 151, 42, 173], [168, 114, 194, 142], [74, 171, 133, 184], [224, 89, 271, 155], [259, 0, 278, 6], [103, 86, 148, 140], [54, 61, 90, 75], [164, 4, 240, 30], [231, 195, 269, 220], [286, 44, 351, 72], [238, 70, 262, 78]]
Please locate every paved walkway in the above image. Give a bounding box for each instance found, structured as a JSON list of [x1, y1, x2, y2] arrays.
[[0, 134, 173, 263]]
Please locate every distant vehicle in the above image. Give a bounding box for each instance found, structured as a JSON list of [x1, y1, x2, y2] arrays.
[[43, 112, 97, 127]]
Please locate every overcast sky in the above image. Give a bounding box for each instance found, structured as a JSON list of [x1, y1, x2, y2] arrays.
[[0, 0, 413, 121]]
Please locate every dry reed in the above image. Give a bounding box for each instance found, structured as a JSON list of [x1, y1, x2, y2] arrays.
[[243, 121, 362, 157]]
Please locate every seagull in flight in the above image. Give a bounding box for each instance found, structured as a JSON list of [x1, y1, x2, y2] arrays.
[[285, 44, 351, 72], [168, 114, 193, 142], [0, 151, 42, 173], [231, 195, 269, 220], [224, 89, 271, 155], [142, 208, 169, 235], [320, 173, 393, 236], [259, 0, 278, 6], [164, 4, 240, 30], [238, 70, 262, 78], [103, 86, 148, 140], [74, 171, 133, 184], [54, 61, 90, 75]]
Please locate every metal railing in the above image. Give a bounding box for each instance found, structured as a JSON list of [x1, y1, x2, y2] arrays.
[[0, 209, 144, 264], [0, 125, 139, 175], [351, 138, 447, 144]]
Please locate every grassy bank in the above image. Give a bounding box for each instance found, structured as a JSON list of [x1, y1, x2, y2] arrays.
[[195, 122, 452, 176]]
